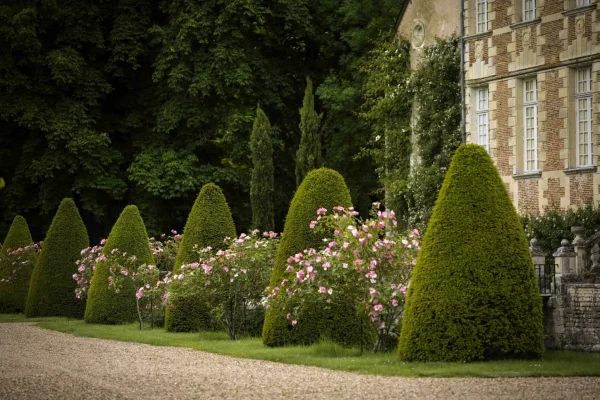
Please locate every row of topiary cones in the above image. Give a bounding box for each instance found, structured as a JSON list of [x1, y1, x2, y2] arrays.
[[0, 183, 237, 323], [0, 145, 544, 361]]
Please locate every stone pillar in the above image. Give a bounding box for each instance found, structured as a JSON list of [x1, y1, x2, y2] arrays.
[[553, 239, 577, 293], [571, 226, 586, 275]]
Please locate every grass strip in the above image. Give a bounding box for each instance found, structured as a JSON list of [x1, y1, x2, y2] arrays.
[[2, 314, 600, 378]]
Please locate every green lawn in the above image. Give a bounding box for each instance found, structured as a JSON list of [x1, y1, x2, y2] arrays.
[[2, 313, 600, 378]]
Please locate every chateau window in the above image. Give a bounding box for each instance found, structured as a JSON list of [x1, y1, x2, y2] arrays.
[[523, 79, 538, 171], [476, 0, 488, 33], [476, 87, 490, 152], [576, 0, 591, 7], [576, 67, 593, 167], [523, 0, 536, 22]]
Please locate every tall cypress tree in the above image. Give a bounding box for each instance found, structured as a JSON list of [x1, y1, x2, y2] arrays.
[[250, 105, 275, 232], [295, 77, 322, 187]]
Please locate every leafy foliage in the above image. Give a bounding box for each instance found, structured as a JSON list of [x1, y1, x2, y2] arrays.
[[169, 231, 279, 339], [250, 105, 275, 231], [262, 167, 361, 347], [84, 205, 155, 324], [404, 35, 462, 231], [520, 206, 600, 261], [296, 78, 322, 187], [165, 183, 237, 332], [0, 0, 405, 248], [0, 216, 36, 312], [398, 145, 544, 362], [25, 199, 89, 318], [267, 204, 419, 352], [360, 36, 412, 215]]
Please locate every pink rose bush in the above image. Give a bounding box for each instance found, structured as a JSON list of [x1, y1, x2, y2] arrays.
[[106, 253, 170, 329], [73, 234, 177, 329], [149, 230, 181, 272], [266, 203, 420, 352], [0, 242, 42, 284], [73, 242, 105, 300], [74, 232, 180, 301], [168, 230, 279, 339]]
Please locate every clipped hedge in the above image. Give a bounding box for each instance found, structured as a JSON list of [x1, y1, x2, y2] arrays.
[[85, 205, 155, 324], [165, 183, 236, 332], [262, 168, 368, 347], [0, 216, 35, 313], [397, 144, 544, 362], [25, 199, 89, 318]]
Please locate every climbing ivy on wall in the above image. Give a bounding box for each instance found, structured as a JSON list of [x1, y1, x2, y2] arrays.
[[405, 35, 462, 231], [361, 34, 461, 231], [360, 34, 412, 216]]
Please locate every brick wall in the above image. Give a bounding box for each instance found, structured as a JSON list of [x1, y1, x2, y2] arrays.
[[465, 0, 600, 215]]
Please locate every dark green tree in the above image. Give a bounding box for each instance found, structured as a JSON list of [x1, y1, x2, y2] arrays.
[[165, 183, 237, 332], [262, 168, 367, 347], [250, 105, 275, 231], [25, 199, 89, 318], [0, 216, 35, 313], [295, 77, 322, 187], [317, 0, 405, 215], [397, 144, 544, 362], [84, 205, 155, 324]]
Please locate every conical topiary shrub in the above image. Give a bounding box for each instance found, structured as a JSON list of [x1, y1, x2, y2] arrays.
[[25, 198, 89, 318], [0, 216, 36, 313], [165, 183, 237, 332], [397, 144, 544, 362], [84, 205, 155, 324], [262, 168, 368, 347]]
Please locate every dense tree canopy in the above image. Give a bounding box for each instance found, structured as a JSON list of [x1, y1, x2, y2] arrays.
[[0, 0, 406, 242]]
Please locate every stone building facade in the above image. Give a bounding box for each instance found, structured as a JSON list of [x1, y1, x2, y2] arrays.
[[464, 0, 600, 213]]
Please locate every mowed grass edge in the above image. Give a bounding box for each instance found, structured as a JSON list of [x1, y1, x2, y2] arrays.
[[1, 314, 600, 378]]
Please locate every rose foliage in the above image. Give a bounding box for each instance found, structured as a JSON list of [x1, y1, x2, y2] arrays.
[[168, 230, 279, 339], [0, 242, 42, 284], [266, 204, 420, 352]]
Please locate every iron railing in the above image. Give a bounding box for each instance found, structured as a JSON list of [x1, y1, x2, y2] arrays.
[[535, 264, 556, 295]]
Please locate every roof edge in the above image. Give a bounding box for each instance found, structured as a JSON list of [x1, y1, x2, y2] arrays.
[[394, 0, 411, 32]]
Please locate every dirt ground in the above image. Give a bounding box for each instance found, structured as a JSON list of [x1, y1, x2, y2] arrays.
[[0, 323, 598, 399]]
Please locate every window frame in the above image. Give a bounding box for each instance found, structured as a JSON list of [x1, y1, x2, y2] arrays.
[[576, 0, 591, 8], [575, 67, 593, 167], [476, 0, 488, 34], [523, 0, 536, 22], [523, 78, 538, 172], [476, 87, 490, 152]]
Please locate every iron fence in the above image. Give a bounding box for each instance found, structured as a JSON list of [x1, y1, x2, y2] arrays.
[[535, 264, 556, 295]]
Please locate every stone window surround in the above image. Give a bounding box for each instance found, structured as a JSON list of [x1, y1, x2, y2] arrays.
[[524, 78, 540, 172], [562, 1, 597, 17], [474, 86, 491, 152], [568, 65, 595, 169]]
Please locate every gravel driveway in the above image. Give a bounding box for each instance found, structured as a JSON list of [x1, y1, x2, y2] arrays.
[[0, 323, 598, 399]]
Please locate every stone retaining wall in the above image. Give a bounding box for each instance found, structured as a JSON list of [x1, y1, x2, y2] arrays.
[[545, 283, 600, 351]]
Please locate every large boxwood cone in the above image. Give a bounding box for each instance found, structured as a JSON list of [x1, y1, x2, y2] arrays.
[[84, 205, 154, 324], [262, 168, 371, 347], [164, 183, 236, 332], [25, 199, 89, 318], [397, 144, 544, 361]]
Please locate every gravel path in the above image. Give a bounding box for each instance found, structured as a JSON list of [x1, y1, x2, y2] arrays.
[[0, 323, 598, 399]]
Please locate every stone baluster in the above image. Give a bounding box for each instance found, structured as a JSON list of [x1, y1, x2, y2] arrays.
[[571, 226, 586, 275], [553, 239, 577, 293]]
